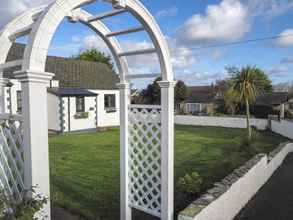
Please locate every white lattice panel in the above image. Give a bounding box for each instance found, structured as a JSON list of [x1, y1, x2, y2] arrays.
[[128, 105, 162, 217], [0, 117, 24, 201]]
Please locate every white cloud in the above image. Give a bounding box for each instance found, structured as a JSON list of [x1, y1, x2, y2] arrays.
[[156, 6, 178, 19], [281, 57, 293, 64], [120, 40, 160, 73], [80, 35, 110, 54], [277, 29, 293, 46], [170, 46, 198, 70], [246, 0, 293, 21], [211, 49, 227, 61], [0, 0, 53, 28], [177, 0, 249, 43], [176, 71, 226, 85], [268, 65, 290, 77]]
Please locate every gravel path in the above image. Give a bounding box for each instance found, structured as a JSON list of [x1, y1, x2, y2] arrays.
[[234, 153, 293, 220]]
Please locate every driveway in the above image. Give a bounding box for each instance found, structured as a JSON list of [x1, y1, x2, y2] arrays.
[[234, 153, 293, 220]]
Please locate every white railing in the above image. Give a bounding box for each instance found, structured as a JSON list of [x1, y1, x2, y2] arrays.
[[0, 114, 24, 202]]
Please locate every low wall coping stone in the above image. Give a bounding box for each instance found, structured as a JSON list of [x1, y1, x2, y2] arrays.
[[179, 142, 290, 219]]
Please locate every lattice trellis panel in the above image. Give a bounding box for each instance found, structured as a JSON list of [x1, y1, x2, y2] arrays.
[[0, 118, 24, 202], [128, 105, 162, 217]]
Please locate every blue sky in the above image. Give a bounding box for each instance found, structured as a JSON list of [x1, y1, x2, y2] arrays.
[[2, 0, 293, 88]]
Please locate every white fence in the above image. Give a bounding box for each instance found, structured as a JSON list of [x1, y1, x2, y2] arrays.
[[0, 114, 24, 202], [175, 115, 268, 130], [271, 120, 293, 139]]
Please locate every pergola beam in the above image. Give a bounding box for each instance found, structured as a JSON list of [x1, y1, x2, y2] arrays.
[[0, 60, 23, 70], [87, 9, 126, 22], [9, 25, 33, 40], [118, 48, 156, 57], [106, 26, 144, 37], [126, 73, 160, 80]]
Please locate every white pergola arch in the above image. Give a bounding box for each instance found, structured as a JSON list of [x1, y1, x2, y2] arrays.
[[0, 1, 175, 220]]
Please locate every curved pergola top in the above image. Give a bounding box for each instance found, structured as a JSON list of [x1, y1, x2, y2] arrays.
[[21, 0, 173, 81], [0, 0, 173, 82]]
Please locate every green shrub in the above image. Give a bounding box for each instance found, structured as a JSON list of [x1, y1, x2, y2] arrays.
[[177, 172, 202, 195], [74, 112, 89, 119], [0, 188, 48, 220]]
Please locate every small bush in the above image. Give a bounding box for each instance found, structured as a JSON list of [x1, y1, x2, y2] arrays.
[[177, 172, 202, 195], [0, 188, 48, 220]]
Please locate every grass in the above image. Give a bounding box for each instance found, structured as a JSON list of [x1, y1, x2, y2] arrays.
[[49, 125, 288, 220]]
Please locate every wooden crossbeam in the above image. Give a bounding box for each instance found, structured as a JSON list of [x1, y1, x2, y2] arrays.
[[118, 48, 156, 57], [9, 25, 33, 40], [106, 26, 144, 37], [87, 9, 126, 22], [126, 73, 160, 80], [0, 60, 23, 70]]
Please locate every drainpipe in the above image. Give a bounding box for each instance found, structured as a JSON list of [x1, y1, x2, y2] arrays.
[[67, 97, 71, 132], [7, 81, 14, 115]]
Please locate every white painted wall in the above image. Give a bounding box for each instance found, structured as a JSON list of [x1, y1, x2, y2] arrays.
[[179, 143, 293, 220], [271, 120, 293, 139], [175, 115, 268, 130], [47, 93, 61, 131], [62, 96, 97, 132], [4, 80, 120, 132], [90, 90, 120, 127], [7, 79, 21, 114]]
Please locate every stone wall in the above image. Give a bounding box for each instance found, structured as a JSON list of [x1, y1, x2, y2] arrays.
[[175, 115, 268, 130], [178, 142, 293, 220]]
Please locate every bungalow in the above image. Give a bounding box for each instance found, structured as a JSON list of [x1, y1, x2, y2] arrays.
[[1, 43, 120, 132], [179, 85, 217, 115]]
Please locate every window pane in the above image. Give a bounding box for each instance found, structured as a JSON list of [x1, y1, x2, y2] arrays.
[[76, 97, 85, 112], [104, 94, 116, 109], [16, 91, 22, 112]]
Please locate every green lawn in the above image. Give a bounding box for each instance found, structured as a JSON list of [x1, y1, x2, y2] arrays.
[[49, 125, 287, 220]]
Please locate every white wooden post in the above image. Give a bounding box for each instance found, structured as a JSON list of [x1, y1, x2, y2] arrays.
[[117, 82, 131, 220], [14, 70, 54, 220], [0, 78, 8, 114], [159, 81, 176, 220]]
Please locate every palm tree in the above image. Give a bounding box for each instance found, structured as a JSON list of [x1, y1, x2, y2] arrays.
[[232, 66, 260, 141]]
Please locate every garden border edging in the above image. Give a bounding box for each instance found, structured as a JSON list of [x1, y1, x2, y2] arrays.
[[178, 142, 293, 220]]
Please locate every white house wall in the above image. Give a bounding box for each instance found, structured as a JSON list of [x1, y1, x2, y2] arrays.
[[47, 93, 61, 132], [62, 96, 97, 132], [7, 79, 21, 114], [90, 90, 120, 127]]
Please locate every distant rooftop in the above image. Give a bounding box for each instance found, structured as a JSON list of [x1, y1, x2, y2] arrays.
[[186, 86, 215, 103], [255, 92, 288, 106]]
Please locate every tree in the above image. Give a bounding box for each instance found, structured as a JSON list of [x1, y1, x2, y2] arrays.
[[175, 80, 187, 105], [232, 66, 260, 141], [140, 78, 186, 105], [224, 88, 239, 116], [72, 48, 114, 70], [140, 77, 161, 104], [226, 65, 272, 93]]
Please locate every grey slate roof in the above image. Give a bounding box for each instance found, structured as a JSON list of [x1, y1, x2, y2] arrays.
[[4, 43, 119, 90], [255, 92, 288, 106], [186, 86, 215, 103], [47, 88, 98, 97]]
